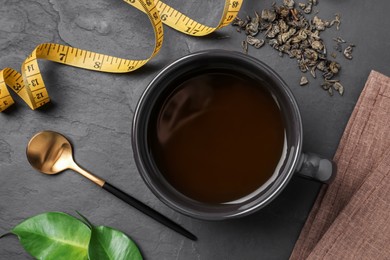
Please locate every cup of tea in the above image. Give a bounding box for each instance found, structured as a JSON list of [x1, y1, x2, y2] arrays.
[[132, 50, 335, 220]]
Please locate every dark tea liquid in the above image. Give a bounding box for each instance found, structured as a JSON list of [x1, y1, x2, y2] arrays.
[[149, 72, 285, 204]]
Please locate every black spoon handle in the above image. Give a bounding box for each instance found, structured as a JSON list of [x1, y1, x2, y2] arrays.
[[102, 182, 197, 241]]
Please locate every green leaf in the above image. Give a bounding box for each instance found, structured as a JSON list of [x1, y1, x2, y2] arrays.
[[88, 226, 143, 260], [11, 212, 91, 260]]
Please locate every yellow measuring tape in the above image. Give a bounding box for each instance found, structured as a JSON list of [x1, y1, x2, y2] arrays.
[[0, 0, 242, 112]]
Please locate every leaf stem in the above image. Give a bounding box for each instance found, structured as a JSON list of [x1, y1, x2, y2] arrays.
[[0, 232, 13, 239], [75, 211, 94, 229]]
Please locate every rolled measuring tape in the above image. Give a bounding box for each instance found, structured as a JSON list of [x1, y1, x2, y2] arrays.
[[0, 0, 242, 112]]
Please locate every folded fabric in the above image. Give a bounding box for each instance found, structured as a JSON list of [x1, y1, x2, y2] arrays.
[[290, 70, 390, 260]]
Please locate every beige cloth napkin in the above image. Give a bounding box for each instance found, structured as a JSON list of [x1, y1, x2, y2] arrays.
[[290, 70, 390, 260]]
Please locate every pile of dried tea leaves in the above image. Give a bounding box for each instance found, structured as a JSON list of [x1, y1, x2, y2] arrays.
[[232, 0, 355, 96]]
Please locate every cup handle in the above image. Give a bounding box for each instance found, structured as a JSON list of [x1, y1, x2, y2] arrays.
[[295, 153, 336, 184]]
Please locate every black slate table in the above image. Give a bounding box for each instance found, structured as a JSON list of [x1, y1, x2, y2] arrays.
[[1, 0, 389, 259]]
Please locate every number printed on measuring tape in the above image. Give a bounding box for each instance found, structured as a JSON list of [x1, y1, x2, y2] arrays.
[[0, 0, 242, 112]]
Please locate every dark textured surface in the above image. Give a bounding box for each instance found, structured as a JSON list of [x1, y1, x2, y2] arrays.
[[0, 0, 389, 259]]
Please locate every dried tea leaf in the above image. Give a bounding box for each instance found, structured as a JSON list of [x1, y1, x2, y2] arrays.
[[304, 2, 312, 14], [304, 48, 318, 61], [323, 70, 334, 80], [245, 12, 260, 36], [280, 28, 296, 43], [333, 82, 344, 95], [343, 44, 354, 60], [329, 61, 341, 74], [232, 17, 248, 28], [321, 81, 332, 90], [300, 76, 309, 86], [328, 87, 334, 96], [310, 66, 316, 78], [246, 35, 265, 48], [316, 61, 326, 71], [241, 40, 248, 54], [312, 16, 326, 31], [330, 13, 341, 30], [298, 3, 306, 9], [333, 37, 346, 43], [283, 0, 295, 9], [311, 40, 324, 51], [267, 24, 280, 38], [261, 9, 277, 22]]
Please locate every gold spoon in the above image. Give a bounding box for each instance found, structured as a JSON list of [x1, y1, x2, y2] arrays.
[[26, 130, 196, 241]]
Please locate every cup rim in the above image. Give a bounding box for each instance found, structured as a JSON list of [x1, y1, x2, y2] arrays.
[[132, 49, 303, 220]]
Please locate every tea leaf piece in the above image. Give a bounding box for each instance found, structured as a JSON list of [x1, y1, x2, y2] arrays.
[[11, 212, 91, 260], [88, 226, 143, 260]]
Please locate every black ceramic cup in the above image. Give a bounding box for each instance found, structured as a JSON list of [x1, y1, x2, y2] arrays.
[[132, 50, 335, 220]]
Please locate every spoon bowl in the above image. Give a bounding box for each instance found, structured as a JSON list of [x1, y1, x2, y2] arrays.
[[27, 131, 73, 175]]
